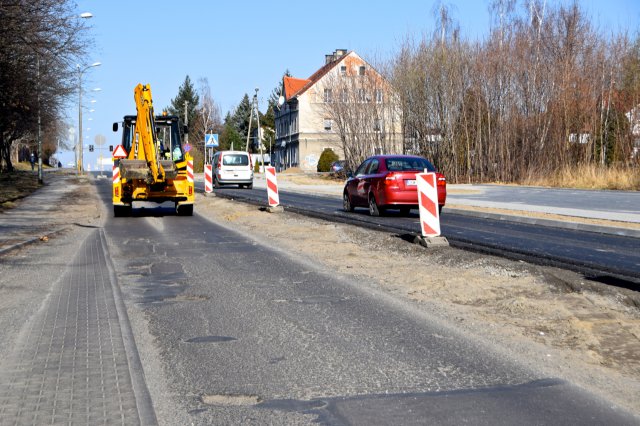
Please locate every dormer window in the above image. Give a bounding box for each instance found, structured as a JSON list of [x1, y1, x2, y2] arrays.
[[358, 66, 366, 76]]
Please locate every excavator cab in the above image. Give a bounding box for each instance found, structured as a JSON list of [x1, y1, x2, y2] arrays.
[[118, 115, 185, 164]]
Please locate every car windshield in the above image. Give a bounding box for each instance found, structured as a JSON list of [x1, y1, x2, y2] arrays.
[[223, 154, 249, 166], [385, 157, 435, 172]]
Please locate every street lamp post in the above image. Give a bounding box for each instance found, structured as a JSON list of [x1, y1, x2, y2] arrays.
[[33, 12, 93, 183], [77, 62, 100, 173]]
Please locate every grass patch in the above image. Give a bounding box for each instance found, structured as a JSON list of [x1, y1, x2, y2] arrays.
[[523, 164, 640, 190], [0, 162, 42, 210]]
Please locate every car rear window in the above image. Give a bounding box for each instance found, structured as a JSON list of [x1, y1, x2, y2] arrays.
[[222, 154, 249, 166], [385, 157, 435, 172]]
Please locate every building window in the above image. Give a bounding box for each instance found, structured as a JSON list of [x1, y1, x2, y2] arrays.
[[341, 89, 348, 103], [374, 119, 382, 132], [340, 65, 347, 75], [324, 88, 333, 103], [324, 119, 332, 131], [358, 66, 366, 76], [358, 88, 366, 103], [375, 89, 383, 103]]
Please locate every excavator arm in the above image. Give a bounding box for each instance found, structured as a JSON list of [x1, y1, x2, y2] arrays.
[[126, 83, 165, 183]]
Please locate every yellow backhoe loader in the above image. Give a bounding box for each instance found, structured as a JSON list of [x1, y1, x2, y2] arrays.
[[112, 84, 194, 216]]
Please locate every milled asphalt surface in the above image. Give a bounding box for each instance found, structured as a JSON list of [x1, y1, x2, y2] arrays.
[[0, 171, 637, 425]]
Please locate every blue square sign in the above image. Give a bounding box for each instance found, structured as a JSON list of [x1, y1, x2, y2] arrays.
[[205, 133, 219, 147]]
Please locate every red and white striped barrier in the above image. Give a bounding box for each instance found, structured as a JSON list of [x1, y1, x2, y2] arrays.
[[204, 164, 213, 193], [265, 166, 279, 207], [112, 164, 120, 185], [416, 172, 441, 237], [187, 160, 194, 183]]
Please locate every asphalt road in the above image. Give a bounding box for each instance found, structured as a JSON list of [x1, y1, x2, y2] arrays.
[[212, 186, 640, 286], [94, 179, 638, 424]]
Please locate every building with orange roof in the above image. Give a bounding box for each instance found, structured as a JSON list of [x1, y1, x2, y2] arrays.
[[273, 49, 401, 171]]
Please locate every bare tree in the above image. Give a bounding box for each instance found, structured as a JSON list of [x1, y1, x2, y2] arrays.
[[321, 60, 401, 171], [190, 77, 222, 171], [391, 0, 637, 184], [0, 0, 92, 172]]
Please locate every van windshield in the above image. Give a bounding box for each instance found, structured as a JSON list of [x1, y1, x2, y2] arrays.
[[222, 154, 249, 166]]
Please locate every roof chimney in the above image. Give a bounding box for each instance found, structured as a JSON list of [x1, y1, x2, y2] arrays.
[[325, 54, 334, 64], [335, 49, 348, 57]]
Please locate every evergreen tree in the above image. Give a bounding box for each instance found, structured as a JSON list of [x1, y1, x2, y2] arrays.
[[232, 94, 253, 140], [167, 75, 200, 131], [262, 70, 291, 154]]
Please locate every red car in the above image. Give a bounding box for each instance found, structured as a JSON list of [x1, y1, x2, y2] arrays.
[[343, 155, 446, 216]]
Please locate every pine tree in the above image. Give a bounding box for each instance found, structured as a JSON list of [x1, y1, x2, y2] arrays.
[[167, 75, 200, 130], [232, 94, 253, 139]]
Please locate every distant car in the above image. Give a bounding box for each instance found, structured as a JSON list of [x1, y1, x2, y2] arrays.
[[343, 155, 446, 216], [212, 151, 254, 189], [330, 160, 346, 173]]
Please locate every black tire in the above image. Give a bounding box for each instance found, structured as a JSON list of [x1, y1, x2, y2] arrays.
[[343, 192, 354, 212], [368, 194, 382, 217], [213, 176, 221, 188], [176, 204, 194, 216], [399, 206, 411, 216], [439, 205, 443, 215], [113, 205, 131, 217], [246, 182, 253, 189]]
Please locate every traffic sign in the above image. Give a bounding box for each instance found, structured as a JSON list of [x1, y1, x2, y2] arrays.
[[184, 143, 192, 153], [112, 145, 128, 158], [205, 133, 219, 148]]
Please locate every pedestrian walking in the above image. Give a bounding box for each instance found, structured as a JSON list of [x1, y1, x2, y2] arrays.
[[30, 153, 35, 171]]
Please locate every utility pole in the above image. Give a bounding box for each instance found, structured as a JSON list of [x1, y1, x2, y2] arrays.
[[254, 89, 264, 172], [184, 100, 189, 147], [244, 88, 264, 171], [245, 89, 256, 152]]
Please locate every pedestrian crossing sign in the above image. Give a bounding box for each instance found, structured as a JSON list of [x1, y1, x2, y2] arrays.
[[205, 134, 219, 148]]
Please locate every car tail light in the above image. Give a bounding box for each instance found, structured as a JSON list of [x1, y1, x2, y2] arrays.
[[188, 186, 193, 195], [384, 172, 397, 185], [436, 173, 446, 186], [114, 187, 119, 197]]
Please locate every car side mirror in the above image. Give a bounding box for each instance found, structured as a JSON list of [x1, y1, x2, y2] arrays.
[[346, 171, 354, 178], [112, 122, 118, 132]]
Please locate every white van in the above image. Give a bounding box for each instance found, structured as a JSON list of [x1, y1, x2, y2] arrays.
[[212, 151, 254, 189]]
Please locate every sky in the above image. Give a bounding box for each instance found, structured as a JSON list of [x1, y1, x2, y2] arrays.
[[61, 0, 640, 169]]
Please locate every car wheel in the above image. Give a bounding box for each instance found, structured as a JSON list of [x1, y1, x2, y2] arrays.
[[213, 176, 221, 188], [439, 205, 443, 215], [368, 194, 382, 217], [246, 182, 253, 189], [399, 206, 411, 216], [343, 192, 354, 212]]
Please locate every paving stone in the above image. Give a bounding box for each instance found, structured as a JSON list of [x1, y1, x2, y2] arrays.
[[0, 230, 152, 425]]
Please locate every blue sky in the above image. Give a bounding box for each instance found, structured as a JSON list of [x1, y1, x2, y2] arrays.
[[63, 0, 640, 169]]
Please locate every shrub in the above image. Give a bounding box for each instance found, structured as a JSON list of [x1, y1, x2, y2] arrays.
[[317, 148, 339, 172]]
